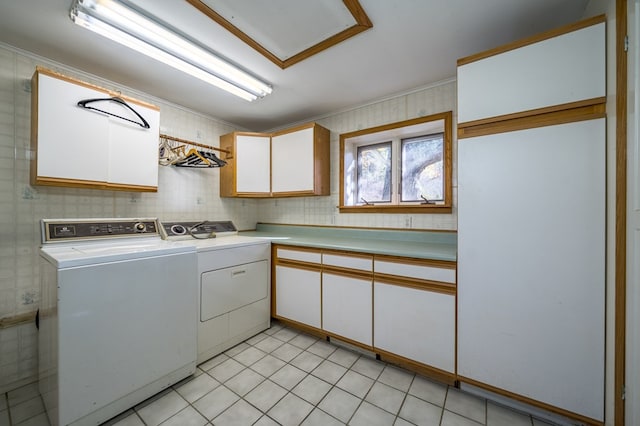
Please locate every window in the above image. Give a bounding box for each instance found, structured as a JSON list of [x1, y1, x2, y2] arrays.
[[357, 142, 392, 203], [340, 112, 452, 213]]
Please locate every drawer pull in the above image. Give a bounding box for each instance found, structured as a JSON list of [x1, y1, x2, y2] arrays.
[[232, 270, 247, 277]]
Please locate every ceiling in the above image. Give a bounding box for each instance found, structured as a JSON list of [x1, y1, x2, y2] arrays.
[[0, 0, 590, 131]]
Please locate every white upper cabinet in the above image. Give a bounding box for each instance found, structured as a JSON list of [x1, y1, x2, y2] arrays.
[[457, 19, 605, 124], [31, 67, 160, 191], [219, 123, 330, 198]]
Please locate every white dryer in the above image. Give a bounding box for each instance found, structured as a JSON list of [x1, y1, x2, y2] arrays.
[[161, 221, 271, 364], [39, 218, 197, 426]]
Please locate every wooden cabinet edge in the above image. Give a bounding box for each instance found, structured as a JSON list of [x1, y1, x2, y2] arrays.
[[374, 275, 456, 295], [374, 254, 456, 270], [456, 14, 606, 67], [377, 348, 457, 386], [32, 176, 157, 192], [457, 99, 606, 139], [270, 316, 457, 386], [458, 376, 604, 426], [272, 316, 325, 338], [34, 66, 159, 110], [323, 265, 372, 280]]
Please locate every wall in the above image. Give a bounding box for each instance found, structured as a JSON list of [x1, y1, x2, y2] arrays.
[[0, 44, 457, 393], [0, 44, 259, 392], [257, 81, 458, 230]]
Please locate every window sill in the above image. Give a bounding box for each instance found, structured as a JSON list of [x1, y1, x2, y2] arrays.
[[338, 205, 452, 214]]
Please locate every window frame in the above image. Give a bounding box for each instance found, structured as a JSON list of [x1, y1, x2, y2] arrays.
[[339, 111, 453, 214]]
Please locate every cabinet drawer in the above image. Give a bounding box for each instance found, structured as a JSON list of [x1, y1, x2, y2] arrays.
[[276, 247, 321, 264], [374, 260, 455, 284], [322, 253, 372, 272]]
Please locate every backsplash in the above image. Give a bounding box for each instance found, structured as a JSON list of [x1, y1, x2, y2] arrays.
[[0, 42, 457, 392]]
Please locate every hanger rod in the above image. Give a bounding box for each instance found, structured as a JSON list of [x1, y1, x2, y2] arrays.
[[160, 133, 230, 154]]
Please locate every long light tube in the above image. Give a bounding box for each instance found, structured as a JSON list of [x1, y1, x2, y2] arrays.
[[70, 0, 272, 101]]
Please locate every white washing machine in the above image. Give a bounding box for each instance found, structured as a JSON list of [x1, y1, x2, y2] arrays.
[[161, 221, 271, 364], [39, 218, 198, 426]]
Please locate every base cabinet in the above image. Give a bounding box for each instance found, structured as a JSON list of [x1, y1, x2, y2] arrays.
[[272, 244, 456, 383], [322, 272, 372, 346], [374, 282, 455, 373], [274, 265, 321, 329]]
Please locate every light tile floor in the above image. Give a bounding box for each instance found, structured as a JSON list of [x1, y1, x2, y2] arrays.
[[1, 322, 558, 426]]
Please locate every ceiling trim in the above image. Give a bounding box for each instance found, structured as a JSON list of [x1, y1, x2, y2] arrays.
[[185, 0, 373, 69]]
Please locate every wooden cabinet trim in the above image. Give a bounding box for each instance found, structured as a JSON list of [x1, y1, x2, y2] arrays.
[[322, 248, 374, 260], [273, 317, 325, 337], [271, 122, 317, 137], [326, 332, 374, 352], [35, 66, 159, 110], [374, 274, 456, 295], [458, 102, 606, 139], [275, 258, 323, 272], [275, 245, 323, 257], [376, 348, 456, 386], [322, 265, 372, 281], [458, 376, 603, 426], [457, 14, 606, 67], [374, 254, 456, 270], [458, 97, 605, 130]]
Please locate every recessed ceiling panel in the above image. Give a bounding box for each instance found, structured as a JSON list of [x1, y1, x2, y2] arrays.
[[186, 0, 372, 68]]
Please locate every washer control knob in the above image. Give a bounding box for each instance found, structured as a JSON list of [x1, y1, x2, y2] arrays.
[[134, 222, 146, 233], [170, 224, 186, 235]]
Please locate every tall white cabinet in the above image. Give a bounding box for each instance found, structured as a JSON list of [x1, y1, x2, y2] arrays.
[[457, 15, 606, 424]]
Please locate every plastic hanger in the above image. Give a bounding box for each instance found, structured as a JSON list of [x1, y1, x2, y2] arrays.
[[77, 97, 150, 129]]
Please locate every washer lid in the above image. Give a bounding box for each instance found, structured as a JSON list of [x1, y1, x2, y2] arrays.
[[40, 239, 196, 269]]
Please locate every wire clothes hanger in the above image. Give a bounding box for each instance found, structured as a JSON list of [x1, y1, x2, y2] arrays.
[[77, 97, 150, 129]]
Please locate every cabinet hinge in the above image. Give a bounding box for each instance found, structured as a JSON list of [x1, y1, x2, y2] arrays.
[[622, 384, 626, 400], [625, 35, 629, 52]]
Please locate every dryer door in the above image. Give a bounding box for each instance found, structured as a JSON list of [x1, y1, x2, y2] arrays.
[[201, 260, 268, 321]]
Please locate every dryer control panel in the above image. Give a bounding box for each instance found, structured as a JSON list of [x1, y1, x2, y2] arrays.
[[160, 220, 237, 239]]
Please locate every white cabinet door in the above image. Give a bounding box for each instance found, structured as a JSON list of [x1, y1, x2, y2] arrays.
[[36, 73, 109, 183], [107, 107, 160, 187], [236, 135, 271, 193], [271, 127, 314, 193], [374, 283, 455, 373], [275, 265, 321, 328], [322, 272, 372, 345], [457, 119, 605, 421], [457, 21, 605, 124], [201, 260, 268, 321]]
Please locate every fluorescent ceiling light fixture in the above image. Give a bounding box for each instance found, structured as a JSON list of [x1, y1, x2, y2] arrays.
[[69, 0, 272, 101]]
